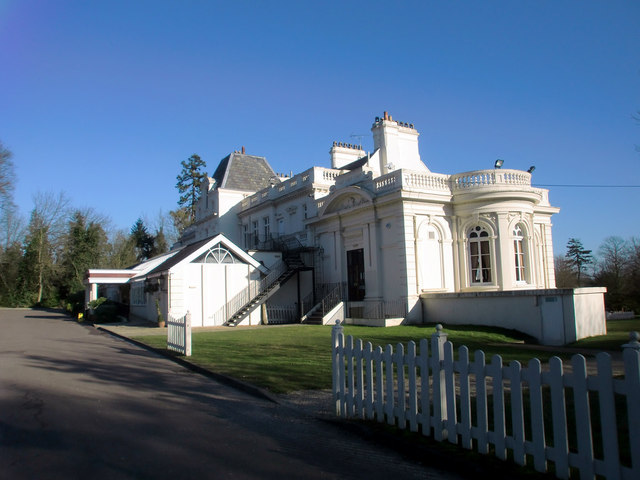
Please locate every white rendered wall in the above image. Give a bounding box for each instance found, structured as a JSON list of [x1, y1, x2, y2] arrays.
[[171, 262, 256, 327], [421, 288, 607, 345], [371, 118, 428, 174]]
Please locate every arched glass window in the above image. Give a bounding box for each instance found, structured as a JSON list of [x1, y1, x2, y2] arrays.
[[206, 245, 235, 264], [468, 226, 492, 284], [513, 224, 526, 282], [193, 245, 239, 264]]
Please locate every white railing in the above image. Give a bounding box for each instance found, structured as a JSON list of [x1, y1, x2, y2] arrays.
[[167, 311, 191, 356], [240, 167, 342, 211], [265, 304, 297, 324], [451, 169, 531, 190], [211, 260, 288, 325], [332, 323, 640, 480]]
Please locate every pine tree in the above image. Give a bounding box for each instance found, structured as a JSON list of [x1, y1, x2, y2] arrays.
[[172, 154, 207, 232], [566, 238, 593, 287], [130, 218, 154, 261], [59, 211, 108, 297]]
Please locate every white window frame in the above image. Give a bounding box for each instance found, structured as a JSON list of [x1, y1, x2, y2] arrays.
[[204, 245, 236, 264], [468, 225, 493, 285], [513, 224, 527, 284], [263, 216, 270, 240], [131, 283, 146, 306]]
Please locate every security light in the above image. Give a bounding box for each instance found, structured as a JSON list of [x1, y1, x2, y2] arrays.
[[528, 166, 536, 173], [494, 159, 504, 169]]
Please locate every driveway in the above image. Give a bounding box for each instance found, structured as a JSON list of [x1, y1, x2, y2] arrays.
[[0, 309, 465, 480]]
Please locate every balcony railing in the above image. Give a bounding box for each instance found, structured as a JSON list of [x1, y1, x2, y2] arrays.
[[451, 169, 531, 190]]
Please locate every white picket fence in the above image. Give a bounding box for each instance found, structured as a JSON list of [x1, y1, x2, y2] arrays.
[[331, 322, 640, 480], [167, 311, 192, 356]]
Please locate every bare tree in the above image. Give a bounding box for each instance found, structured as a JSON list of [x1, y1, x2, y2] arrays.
[[0, 141, 14, 200], [554, 255, 577, 287], [0, 141, 23, 249], [595, 236, 629, 310], [20, 192, 71, 304]]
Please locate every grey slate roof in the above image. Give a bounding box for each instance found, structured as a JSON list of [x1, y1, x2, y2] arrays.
[[212, 152, 279, 191], [339, 150, 376, 171]]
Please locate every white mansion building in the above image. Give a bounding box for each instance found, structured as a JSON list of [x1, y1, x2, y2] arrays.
[[86, 112, 606, 345]]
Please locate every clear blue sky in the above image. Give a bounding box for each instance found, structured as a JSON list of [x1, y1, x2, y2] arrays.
[[1, 1, 638, 256]]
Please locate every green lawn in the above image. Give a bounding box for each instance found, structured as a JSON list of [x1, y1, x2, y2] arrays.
[[133, 319, 640, 394]]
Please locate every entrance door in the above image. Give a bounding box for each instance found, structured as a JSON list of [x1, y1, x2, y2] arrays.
[[347, 248, 365, 301]]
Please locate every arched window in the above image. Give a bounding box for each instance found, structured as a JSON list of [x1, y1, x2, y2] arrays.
[[468, 226, 492, 284], [513, 224, 526, 283], [193, 245, 239, 264]]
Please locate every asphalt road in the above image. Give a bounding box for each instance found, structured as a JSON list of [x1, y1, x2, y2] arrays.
[[0, 309, 465, 480]]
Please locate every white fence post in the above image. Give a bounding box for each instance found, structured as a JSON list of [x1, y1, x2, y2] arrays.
[[328, 327, 640, 480], [431, 324, 448, 441], [623, 332, 640, 479], [331, 319, 344, 416], [184, 311, 192, 356]]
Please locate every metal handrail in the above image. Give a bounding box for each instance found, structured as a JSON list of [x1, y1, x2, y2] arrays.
[[214, 260, 288, 324]]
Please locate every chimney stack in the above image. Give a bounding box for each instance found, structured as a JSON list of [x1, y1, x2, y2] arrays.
[[241, 146, 245, 154]]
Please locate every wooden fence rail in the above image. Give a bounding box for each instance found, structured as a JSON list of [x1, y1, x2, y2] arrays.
[[167, 311, 191, 356], [331, 321, 640, 480]]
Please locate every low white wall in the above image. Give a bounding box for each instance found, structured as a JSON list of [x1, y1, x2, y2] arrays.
[[572, 288, 607, 342], [344, 317, 405, 327], [421, 287, 606, 346], [323, 301, 345, 326]]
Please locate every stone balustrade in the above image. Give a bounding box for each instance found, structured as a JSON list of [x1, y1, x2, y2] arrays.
[[451, 169, 531, 190], [240, 166, 341, 211], [244, 167, 534, 214]]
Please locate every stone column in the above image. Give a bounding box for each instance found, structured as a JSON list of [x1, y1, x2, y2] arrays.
[[496, 213, 513, 290]]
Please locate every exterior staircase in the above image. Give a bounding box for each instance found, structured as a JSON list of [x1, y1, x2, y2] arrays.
[[301, 282, 344, 325], [224, 253, 305, 327], [303, 309, 324, 325], [224, 235, 312, 327], [224, 266, 297, 327]]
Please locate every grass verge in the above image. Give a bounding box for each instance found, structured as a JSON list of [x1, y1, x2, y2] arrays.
[[132, 318, 639, 394]]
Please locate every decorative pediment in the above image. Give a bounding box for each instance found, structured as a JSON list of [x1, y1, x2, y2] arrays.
[[319, 187, 373, 216]]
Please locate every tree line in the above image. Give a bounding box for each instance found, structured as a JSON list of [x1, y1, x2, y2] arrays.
[[0, 142, 207, 313], [556, 237, 640, 312]]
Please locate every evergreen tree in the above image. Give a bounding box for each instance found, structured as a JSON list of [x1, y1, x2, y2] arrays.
[[59, 211, 108, 298], [130, 218, 154, 261], [566, 238, 593, 287], [172, 154, 207, 232]]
